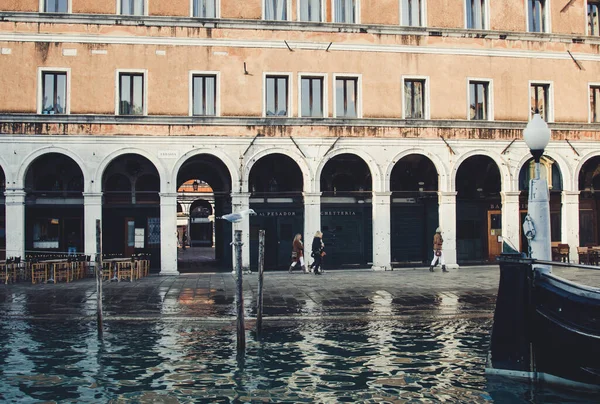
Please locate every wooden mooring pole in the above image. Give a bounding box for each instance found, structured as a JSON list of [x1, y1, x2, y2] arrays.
[[234, 230, 245, 352], [95, 219, 104, 339], [257, 230, 265, 335]]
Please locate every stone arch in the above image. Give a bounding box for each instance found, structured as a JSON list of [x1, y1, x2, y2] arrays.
[[514, 151, 571, 192], [0, 155, 9, 187], [316, 147, 383, 193], [385, 149, 448, 193], [451, 149, 511, 192], [17, 146, 88, 190], [245, 147, 312, 193], [574, 151, 600, 191], [94, 148, 167, 193], [171, 149, 238, 194]]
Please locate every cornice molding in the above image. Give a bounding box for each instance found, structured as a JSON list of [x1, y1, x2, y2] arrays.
[[1, 113, 600, 132]]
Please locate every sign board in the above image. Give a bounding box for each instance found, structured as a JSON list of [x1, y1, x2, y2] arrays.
[[134, 228, 145, 248]]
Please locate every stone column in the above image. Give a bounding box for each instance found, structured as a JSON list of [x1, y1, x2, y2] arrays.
[[372, 192, 392, 271], [83, 192, 103, 260], [303, 192, 322, 260], [562, 191, 580, 263], [438, 192, 458, 269], [4, 189, 26, 259], [231, 192, 251, 271], [159, 193, 179, 275], [501, 191, 521, 252]]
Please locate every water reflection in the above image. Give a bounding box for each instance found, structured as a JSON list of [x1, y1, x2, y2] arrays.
[[0, 317, 595, 402]]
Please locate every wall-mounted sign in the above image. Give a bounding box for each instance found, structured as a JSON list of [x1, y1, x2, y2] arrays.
[[257, 211, 297, 217], [134, 228, 145, 248], [322, 211, 357, 216], [158, 150, 179, 159]]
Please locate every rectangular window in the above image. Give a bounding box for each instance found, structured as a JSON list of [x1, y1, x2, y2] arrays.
[[335, 77, 358, 118], [193, 0, 216, 18], [119, 73, 144, 115], [531, 83, 550, 121], [42, 72, 67, 114], [333, 0, 356, 23], [466, 0, 486, 29], [590, 86, 600, 122], [469, 81, 489, 120], [404, 79, 425, 119], [299, 0, 322, 22], [589, 1, 600, 35], [192, 75, 217, 116], [43, 0, 68, 12], [120, 0, 145, 15], [528, 0, 547, 33], [401, 0, 422, 27], [265, 0, 288, 20], [301, 77, 324, 117], [266, 76, 289, 117]]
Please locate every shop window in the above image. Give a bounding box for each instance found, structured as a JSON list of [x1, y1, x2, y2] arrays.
[[33, 218, 60, 249]]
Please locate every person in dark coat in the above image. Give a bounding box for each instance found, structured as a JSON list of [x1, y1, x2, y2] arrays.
[[311, 231, 325, 275], [429, 227, 448, 273], [288, 233, 306, 273]]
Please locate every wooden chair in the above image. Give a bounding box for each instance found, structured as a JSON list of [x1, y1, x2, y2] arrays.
[[1, 258, 17, 284], [101, 261, 113, 281], [31, 261, 48, 284], [557, 244, 570, 263], [54, 261, 72, 283], [117, 260, 134, 282], [577, 247, 589, 265]]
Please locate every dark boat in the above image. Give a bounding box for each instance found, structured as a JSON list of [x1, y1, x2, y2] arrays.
[[486, 253, 600, 390]]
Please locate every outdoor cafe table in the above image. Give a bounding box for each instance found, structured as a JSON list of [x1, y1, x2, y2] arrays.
[[103, 258, 135, 282], [37, 259, 71, 284]]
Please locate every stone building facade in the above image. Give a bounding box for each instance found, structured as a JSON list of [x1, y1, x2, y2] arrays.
[[1, 1, 600, 273]]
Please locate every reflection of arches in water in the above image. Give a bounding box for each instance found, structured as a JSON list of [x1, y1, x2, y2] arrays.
[[364, 291, 396, 377]]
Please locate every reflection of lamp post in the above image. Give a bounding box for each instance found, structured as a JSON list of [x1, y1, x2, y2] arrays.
[[523, 114, 552, 274], [192, 180, 199, 192]]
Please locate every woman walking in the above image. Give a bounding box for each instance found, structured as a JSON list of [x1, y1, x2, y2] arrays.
[[429, 227, 448, 273], [311, 231, 325, 275], [289, 233, 307, 273]]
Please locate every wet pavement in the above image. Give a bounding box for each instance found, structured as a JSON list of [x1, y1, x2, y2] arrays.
[[1, 265, 599, 322]]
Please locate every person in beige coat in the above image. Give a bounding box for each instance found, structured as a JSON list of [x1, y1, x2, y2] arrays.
[[429, 227, 448, 273]]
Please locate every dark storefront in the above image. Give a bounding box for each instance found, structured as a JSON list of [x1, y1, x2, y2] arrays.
[[248, 153, 303, 271], [24, 153, 85, 258], [0, 168, 5, 260], [102, 154, 161, 269], [320, 204, 372, 268], [456, 155, 501, 264], [250, 206, 303, 270], [320, 153, 373, 269], [579, 156, 600, 246], [390, 154, 439, 266]]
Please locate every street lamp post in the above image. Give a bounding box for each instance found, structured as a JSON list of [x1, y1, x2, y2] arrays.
[[522, 114, 552, 274]]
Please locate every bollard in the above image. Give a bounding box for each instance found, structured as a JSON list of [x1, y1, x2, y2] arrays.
[[234, 230, 245, 352], [257, 229, 265, 335], [95, 219, 104, 339]]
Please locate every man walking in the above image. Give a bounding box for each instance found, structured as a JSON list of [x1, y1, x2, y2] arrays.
[[429, 227, 448, 273]]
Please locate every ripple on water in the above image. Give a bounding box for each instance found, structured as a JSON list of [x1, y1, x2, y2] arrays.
[[0, 317, 596, 402]]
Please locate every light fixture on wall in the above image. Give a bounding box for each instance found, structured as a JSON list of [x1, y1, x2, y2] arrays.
[[192, 180, 199, 192]]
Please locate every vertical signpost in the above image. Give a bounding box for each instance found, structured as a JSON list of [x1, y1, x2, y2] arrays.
[[234, 230, 245, 352], [257, 230, 265, 335], [95, 219, 104, 338]]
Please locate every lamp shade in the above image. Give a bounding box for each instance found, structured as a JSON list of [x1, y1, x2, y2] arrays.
[[523, 114, 551, 151]]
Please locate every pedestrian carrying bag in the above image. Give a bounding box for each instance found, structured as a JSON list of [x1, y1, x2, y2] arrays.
[[435, 249, 442, 257], [291, 251, 298, 259]]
